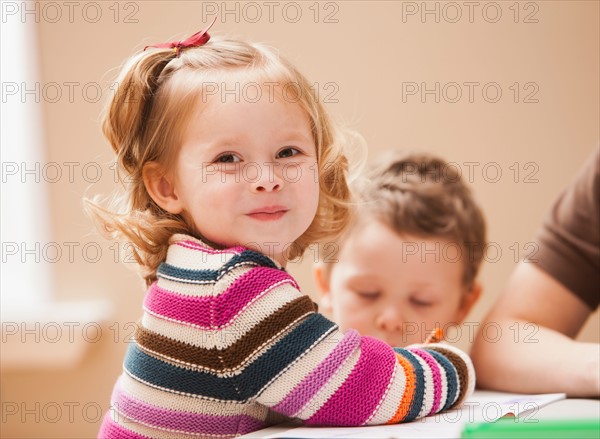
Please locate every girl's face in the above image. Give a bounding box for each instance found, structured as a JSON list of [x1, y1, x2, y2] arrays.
[[315, 220, 481, 347], [164, 85, 320, 265]]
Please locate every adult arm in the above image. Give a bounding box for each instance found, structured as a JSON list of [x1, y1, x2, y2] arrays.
[[473, 149, 600, 397], [471, 261, 599, 397]]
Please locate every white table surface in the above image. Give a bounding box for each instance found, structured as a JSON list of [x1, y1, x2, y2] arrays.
[[239, 391, 599, 438]]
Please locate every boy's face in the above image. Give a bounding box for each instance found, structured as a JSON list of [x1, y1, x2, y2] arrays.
[[315, 220, 481, 347]]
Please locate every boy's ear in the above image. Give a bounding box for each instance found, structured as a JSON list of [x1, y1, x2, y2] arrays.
[[313, 264, 333, 312], [142, 162, 184, 214], [456, 281, 482, 323]]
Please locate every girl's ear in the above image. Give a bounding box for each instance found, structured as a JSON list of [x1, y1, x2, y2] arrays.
[[456, 282, 482, 323], [313, 264, 333, 312], [142, 162, 184, 214]]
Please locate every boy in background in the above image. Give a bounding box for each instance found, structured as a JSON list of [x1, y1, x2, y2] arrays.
[[314, 152, 487, 347]]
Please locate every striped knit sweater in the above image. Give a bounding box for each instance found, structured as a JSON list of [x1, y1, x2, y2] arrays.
[[99, 234, 475, 438]]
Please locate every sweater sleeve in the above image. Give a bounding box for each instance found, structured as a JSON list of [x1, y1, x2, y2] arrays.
[[216, 253, 476, 425], [256, 326, 474, 425]]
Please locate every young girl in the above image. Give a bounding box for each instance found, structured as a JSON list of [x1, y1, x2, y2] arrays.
[[92, 26, 475, 439]]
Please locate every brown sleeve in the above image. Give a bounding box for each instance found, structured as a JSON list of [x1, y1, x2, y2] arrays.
[[528, 147, 600, 310]]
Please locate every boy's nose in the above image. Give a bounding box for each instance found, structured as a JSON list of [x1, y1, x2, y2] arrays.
[[375, 308, 404, 333]]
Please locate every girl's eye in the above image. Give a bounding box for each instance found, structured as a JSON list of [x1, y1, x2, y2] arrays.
[[215, 154, 241, 163], [277, 147, 300, 159]]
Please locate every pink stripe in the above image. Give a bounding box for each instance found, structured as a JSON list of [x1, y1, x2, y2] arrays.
[[98, 412, 150, 438], [144, 282, 211, 327], [307, 336, 396, 426], [213, 267, 298, 326], [176, 240, 245, 254], [144, 267, 297, 327], [410, 348, 442, 415], [273, 329, 361, 416], [112, 386, 266, 435]]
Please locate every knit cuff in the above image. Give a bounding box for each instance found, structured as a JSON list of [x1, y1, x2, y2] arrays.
[[421, 343, 475, 408]]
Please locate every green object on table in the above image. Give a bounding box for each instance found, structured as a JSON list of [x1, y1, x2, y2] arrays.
[[461, 418, 600, 438]]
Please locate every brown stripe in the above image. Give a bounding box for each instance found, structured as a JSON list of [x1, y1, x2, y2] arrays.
[[135, 296, 316, 372], [427, 347, 470, 409]]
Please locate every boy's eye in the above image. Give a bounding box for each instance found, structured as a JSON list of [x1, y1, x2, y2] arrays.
[[215, 153, 241, 163], [410, 297, 433, 307], [277, 147, 300, 159], [356, 291, 380, 300]]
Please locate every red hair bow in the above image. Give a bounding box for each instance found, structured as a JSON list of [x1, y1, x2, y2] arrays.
[[144, 17, 217, 57]]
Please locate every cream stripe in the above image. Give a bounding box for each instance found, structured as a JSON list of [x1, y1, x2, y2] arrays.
[[142, 283, 304, 349], [157, 265, 251, 296], [122, 368, 246, 404], [258, 329, 345, 406], [253, 325, 337, 404], [108, 406, 241, 439], [166, 241, 237, 271], [117, 373, 267, 417], [157, 277, 214, 297], [366, 360, 408, 425], [363, 359, 397, 425], [211, 281, 301, 329], [294, 341, 362, 419], [212, 265, 257, 296]]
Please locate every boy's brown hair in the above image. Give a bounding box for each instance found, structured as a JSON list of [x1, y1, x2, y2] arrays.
[[324, 151, 487, 289]]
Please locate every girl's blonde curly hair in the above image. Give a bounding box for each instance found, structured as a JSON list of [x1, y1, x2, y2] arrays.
[[86, 36, 357, 286]]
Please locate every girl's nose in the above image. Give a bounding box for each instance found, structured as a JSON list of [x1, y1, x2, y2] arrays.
[[254, 181, 281, 192], [250, 162, 284, 193]]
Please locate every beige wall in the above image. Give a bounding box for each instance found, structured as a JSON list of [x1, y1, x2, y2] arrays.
[[1, 1, 598, 437]]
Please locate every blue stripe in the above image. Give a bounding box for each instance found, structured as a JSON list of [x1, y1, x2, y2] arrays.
[[125, 313, 335, 401], [158, 249, 280, 283], [393, 348, 424, 422], [425, 349, 458, 411], [157, 262, 216, 283]]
